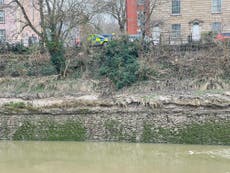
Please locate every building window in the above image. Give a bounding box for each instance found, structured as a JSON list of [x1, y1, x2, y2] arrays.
[[0, 29, 6, 41], [137, 11, 145, 27], [0, 10, 5, 23], [212, 0, 222, 13], [172, 0, 181, 14], [138, 0, 146, 5], [212, 22, 222, 33], [172, 24, 181, 38], [0, 0, 4, 5]]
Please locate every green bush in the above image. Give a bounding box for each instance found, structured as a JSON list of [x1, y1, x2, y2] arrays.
[[11, 42, 29, 54], [98, 38, 140, 89], [27, 62, 57, 76], [47, 41, 66, 75], [3, 58, 57, 77]]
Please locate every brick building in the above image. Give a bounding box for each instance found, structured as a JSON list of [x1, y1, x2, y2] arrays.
[[0, 0, 40, 45], [152, 0, 230, 44], [126, 0, 150, 36]]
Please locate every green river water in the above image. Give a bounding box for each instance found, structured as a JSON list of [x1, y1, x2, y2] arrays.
[[0, 141, 229, 173]]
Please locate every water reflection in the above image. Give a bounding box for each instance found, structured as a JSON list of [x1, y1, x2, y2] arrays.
[[0, 141, 229, 173]]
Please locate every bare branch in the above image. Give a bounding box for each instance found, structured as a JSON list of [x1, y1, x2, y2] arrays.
[[12, 0, 42, 38]]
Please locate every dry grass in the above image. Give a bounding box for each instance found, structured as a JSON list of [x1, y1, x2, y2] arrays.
[[0, 76, 98, 99], [138, 45, 230, 91]]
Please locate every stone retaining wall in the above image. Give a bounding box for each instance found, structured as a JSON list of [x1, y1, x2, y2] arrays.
[[0, 104, 229, 145]]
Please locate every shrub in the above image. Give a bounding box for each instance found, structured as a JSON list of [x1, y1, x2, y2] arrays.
[[98, 38, 140, 89], [3, 58, 57, 77], [47, 41, 66, 75], [201, 31, 216, 43], [10, 42, 29, 54]]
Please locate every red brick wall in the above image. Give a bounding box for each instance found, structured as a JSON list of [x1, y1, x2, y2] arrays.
[[126, 0, 138, 35], [126, 0, 150, 35]]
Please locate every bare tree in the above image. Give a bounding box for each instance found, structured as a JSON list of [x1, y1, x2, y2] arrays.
[[11, 0, 93, 76], [95, 0, 165, 38], [95, 0, 126, 33], [139, 0, 164, 40]]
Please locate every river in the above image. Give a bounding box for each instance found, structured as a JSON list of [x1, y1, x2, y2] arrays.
[[0, 141, 229, 173]]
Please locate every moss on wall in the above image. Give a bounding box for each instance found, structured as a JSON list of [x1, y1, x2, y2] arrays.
[[104, 120, 124, 141], [178, 122, 230, 145], [141, 121, 230, 145], [141, 124, 172, 143], [1, 119, 10, 139], [104, 119, 136, 142], [2, 113, 229, 145], [13, 119, 86, 141]]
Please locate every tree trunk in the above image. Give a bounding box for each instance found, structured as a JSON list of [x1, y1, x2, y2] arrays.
[[120, 25, 125, 33]]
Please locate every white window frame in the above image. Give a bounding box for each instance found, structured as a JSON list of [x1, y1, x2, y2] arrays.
[[138, 0, 145, 5], [171, 24, 181, 38], [0, 29, 6, 41], [212, 0, 222, 13], [212, 22, 222, 33], [172, 0, 181, 15], [0, 10, 5, 23]]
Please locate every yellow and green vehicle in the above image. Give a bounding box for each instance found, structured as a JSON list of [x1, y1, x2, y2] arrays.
[[87, 34, 109, 46]]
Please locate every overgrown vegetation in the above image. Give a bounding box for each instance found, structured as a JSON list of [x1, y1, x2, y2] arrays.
[[0, 76, 96, 98], [0, 42, 29, 54], [0, 40, 230, 92], [47, 40, 66, 76], [0, 54, 56, 77], [98, 39, 141, 89], [14, 0, 93, 76]]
